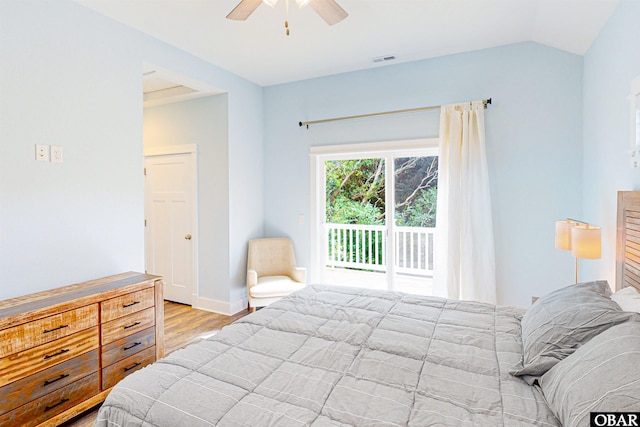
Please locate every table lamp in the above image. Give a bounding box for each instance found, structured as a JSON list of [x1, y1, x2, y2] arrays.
[[555, 219, 601, 282]]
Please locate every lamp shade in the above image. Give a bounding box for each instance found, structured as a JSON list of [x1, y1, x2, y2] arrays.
[[263, 0, 278, 7], [555, 220, 573, 250], [571, 225, 601, 259]]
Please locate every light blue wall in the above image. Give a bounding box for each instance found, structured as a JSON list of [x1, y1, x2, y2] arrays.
[[0, 0, 263, 305], [582, 0, 640, 286], [5, 0, 629, 309], [264, 42, 584, 307], [228, 85, 265, 303]]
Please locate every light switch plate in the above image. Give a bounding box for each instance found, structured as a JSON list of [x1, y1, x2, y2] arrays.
[[35, 144, 49, 161], [51, 145, 63, 163]]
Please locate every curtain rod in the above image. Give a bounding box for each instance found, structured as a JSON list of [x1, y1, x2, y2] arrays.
[[299, 98, 492, 128]]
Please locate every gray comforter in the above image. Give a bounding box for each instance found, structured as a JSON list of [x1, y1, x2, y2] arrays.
[[95, 285, 560, 426]]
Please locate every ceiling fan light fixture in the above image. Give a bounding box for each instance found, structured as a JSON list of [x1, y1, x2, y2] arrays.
[[227, 0, 348, 27]]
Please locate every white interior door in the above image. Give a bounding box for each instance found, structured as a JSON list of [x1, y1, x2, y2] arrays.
[[145, 152, 196, 305]]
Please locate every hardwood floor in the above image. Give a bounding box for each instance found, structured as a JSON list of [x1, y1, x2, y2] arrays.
[[162, 301, 247, 355], [60, 301, 247, 427]]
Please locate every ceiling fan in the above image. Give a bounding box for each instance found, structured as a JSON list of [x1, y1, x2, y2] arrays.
[[227, 0, 348, 34]]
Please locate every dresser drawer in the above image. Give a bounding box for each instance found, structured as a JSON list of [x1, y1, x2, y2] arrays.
[[0, 272, 162, 427], [0, 304, 98, 358], [0, 372, 99, 427], [0, 326, 99, 387], [102, 326, 155, 368], [102, 346, 155, 390], [101, 307, 155, 345], [0, 348, 99, 416], [101, 288, 155, 323]]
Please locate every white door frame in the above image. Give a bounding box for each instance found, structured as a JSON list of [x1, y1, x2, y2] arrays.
[[144, 144, 199, 305], [310, 138, 438, 286]]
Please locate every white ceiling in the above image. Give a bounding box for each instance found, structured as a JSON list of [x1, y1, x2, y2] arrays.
[[76, 0, 619, 87]]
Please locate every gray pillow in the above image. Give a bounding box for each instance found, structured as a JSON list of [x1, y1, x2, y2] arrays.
[[511, 280, 637, 381], [539, 321, 640, 427]]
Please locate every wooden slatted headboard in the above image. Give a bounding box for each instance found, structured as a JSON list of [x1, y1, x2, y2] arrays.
[[616, 191, 640, 291]]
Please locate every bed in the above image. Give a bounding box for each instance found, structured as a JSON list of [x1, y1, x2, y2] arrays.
[[95, 192, 640, 427]]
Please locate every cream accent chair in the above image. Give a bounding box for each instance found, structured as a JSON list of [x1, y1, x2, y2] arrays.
[[247, 237, 306, 311]]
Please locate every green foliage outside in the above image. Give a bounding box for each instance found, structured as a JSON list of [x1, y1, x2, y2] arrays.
[[325, 159, 386, 225], [394, 157, 438, 227], [325, 156, 438, 228]]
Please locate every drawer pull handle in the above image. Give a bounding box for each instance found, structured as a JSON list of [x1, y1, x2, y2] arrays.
[[124, 362, 142, 372], [123, 301, 140, 308], [44, 348, 70, 360], [123, 321, 141, 330], [43, 373, 70, 386], [44, 398, 69, 412], [124, 342, 142, 351], [43, 324, 69, 334]]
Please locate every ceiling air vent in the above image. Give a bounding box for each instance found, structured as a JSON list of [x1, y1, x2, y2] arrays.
[[372, 55, 396, 63]]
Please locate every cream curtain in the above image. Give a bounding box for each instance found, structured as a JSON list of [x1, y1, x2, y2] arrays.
[[433, 101, 496, 304]]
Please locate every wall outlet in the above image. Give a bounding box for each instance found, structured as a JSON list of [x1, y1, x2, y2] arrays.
[[51, 145, 63, 163], [35, 144, 49, 161], [630, 148, 639, 168], [36, 144, 49, 162]]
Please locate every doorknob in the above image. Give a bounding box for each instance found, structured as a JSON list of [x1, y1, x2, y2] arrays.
[[185, 234, 192, 240]]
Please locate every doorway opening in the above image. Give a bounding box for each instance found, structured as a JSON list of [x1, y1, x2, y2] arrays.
[[142, 63, 224, 306]]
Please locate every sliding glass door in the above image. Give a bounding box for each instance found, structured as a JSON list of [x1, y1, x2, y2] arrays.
[[311, 139, 438, 295]]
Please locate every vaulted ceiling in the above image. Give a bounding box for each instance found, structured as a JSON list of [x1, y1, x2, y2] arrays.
[[77, 0, 619, 87]]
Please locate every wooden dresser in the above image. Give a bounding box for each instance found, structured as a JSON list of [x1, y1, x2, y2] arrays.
[[0, 272, 164, 427]]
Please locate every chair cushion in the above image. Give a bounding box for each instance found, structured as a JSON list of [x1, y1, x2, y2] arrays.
[[249, 276, 305, 298], [248, 238, 296, 277]]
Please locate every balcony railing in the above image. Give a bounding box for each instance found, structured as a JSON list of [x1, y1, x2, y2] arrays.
[[325, 223, 435, 276]]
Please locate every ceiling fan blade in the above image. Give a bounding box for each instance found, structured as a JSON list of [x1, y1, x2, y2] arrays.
[[227, 0, 263, 20], [309, 0, 348, 26]]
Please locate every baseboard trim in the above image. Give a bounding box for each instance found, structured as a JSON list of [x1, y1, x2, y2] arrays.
[[229, 297, 249, 315], [194, 296, 248, 316]]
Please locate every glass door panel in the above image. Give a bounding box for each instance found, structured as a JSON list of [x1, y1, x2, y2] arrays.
[[392, 156, 437, 295], [324, 158, 388, 290]]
